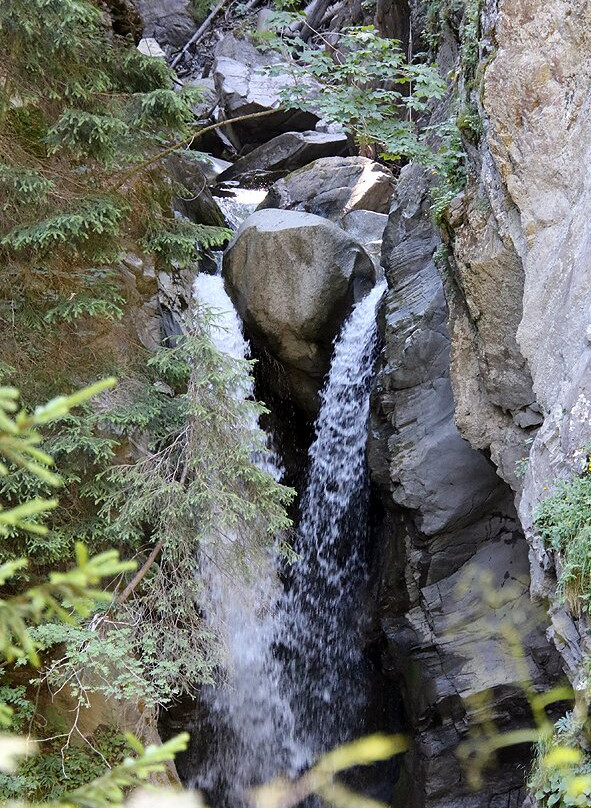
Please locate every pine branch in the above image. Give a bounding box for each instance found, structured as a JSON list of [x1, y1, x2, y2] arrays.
[[113, 108, 280, 188]]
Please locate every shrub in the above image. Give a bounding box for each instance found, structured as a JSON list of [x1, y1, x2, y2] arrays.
[[536, 468, 591, 613]]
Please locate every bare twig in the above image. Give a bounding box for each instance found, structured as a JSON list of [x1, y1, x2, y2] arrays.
[[171, 0, 232, 69], [116, 537, 166, 606]]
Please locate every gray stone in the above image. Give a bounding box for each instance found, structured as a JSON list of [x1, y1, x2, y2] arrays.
[[224, 208, 375, 413], [340, 210, 388, 274], [134, 0, 196, 47], [167, 152, 228, 227], [199, 156, 234, 185], [216, 131, 349, 185], [368, 164, 562, 808], [182, 76, 217, 121], [137, 38, 166, 58], [258, 156, 394, 221], [212, 36, 319, 149]]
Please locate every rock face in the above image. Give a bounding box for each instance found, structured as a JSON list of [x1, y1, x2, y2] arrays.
[[483, 0, 591, 671], [258, 156, 395, 220], [212, 36, 319, 149], [133, 0, 196, 47], [369, 166, 562, 808], [216, 131, 349, 186], [439, 0, 591, 691], [224, 209, 375, 413], [340, 210, 388, 274]]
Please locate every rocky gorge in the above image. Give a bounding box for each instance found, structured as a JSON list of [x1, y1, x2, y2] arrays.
[[89, 0, 591, 806]]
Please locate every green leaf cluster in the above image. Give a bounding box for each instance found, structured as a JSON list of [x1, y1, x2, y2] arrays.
[[265, 24, 446, 163], [536, 467, 591, 614]]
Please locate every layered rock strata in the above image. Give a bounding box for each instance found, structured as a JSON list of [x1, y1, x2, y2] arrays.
[[369, 165, 562, 808]]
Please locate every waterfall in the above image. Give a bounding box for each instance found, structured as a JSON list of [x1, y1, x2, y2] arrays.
[[279, 279, 387, 759], [191, 191, 303, 804], [191, 185, 386, 802]]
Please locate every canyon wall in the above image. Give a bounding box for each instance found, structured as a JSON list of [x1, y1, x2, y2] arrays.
[[369, 0, 591, 805]]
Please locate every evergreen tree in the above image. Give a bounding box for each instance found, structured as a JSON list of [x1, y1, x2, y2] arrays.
[[0, 2, 294, 798], [0, 0, 229, 392]]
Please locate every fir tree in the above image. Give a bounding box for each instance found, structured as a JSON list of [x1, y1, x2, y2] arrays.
[[0, 2, 294, 798]]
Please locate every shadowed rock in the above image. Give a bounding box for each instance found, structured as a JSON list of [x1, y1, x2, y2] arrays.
[[368, 165, 562, 808], [134, 0, 196, 47], [216, 131, 349, 186]]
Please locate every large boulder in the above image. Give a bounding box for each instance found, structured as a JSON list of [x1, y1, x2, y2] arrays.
[[212, 36, 319, 149], [258, 157, 395, 221], [216, 131, 349, 186], [224, 209, 375, 413], [133, 0, 196, 47]]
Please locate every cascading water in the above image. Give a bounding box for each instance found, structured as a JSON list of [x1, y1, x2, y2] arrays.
[[279, 279, 387, 760], [190, 186, 387, 803], [191, 189, 303, 804]]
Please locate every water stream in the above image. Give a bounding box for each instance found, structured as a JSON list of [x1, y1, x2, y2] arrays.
[[191, 188, 386, 803], [279, 279, 387, 759]]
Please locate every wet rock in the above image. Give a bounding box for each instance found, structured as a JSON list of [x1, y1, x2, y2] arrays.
[[258, 156, 394, 221], [224, 208, 375, 413], [216, 131, 349, 186], [133, 0, 196, 47]]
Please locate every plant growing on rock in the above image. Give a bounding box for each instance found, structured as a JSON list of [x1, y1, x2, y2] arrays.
[[535, 466, 591, 614]]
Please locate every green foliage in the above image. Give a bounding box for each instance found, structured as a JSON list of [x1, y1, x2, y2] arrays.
[[31, 621, 173, 709], [0, 544, 135, 666], [96, 328, 295, 697], [2, 198, 125, 259], [191, 0, 214, 22], [44, 283, 126, 324], [0, 0, 227, 389], [456, 102, 484, 142], [47, 110, 131, 164], [141, 219, 231, 267], [0, 378, 116, 512], [0, 166, 54, 209], [0, 726, 130, 801], [429, 120, 466, 224], [536, 467, 591, 613], [0, 679, 34, 732], [265, 24, 446, 162], [64, 732, 190, 807], [0, 729, 190, 805], [529, 713, 591, 808], [424, 0, 481, 71], [0, 378, 194, 802]]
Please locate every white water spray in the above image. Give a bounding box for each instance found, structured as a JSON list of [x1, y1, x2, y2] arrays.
[[280, 279, 387, 759], [191, 191, 302, 802], [191, 186, 387, 800]]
